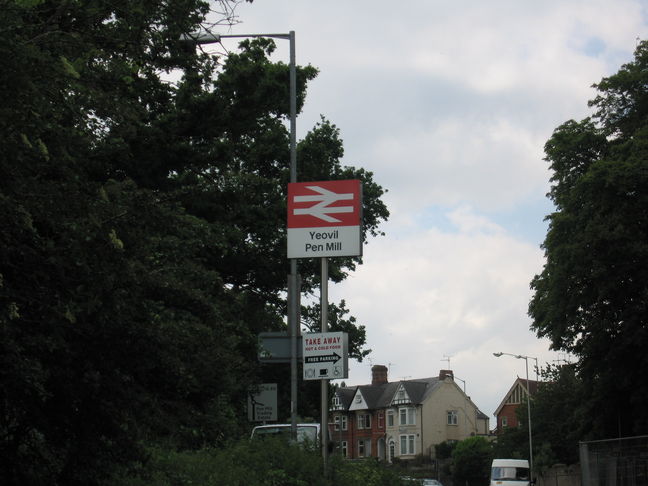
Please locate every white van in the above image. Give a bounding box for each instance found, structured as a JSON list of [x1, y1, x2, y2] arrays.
[[250, 423, 320, 445], [490, 459, 530, 486]]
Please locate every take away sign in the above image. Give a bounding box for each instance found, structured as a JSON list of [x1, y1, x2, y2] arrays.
[[287, 180, 362, 258]]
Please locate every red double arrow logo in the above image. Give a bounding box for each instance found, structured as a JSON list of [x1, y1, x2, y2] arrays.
[[288, 180, 361, 228]]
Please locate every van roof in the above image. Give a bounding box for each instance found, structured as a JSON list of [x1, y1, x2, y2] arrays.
[[252, 424, 319, 429], [492, 459, 529, 467]]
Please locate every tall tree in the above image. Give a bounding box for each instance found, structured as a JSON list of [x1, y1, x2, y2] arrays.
[[0, 1, 388, 484], [529, 40, 648, 439]]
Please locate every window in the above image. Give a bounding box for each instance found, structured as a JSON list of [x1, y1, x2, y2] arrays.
[[378, 411, 384, 429], [399, 434, 415, 455], [333, 395, 340, 407], [447, 410, 458, 425], [399, 407, 416, 425], [340, 440, 348, 457], [387, 410, 395, 427], [358, 438, 371, 457], [357, 413, 371, 429], [501, 416, 508, 428], [334, 415, 348, 431]]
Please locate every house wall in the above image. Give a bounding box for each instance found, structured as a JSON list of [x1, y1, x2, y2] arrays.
[[384, 406, 421, 459], [335, 409, 388, 459], [497, 403, 520, 431], [421, 380, 482, 457]]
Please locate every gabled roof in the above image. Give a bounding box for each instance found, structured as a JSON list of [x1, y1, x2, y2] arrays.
[[334, 376, 444, 411], [493, 377, 539, 417], [331, 370, 489, 422], [332, 386, 356, 411]]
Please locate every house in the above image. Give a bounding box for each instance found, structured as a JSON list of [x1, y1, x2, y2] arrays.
[[329, 365, 490, 461], [493, 377, 538, 433]]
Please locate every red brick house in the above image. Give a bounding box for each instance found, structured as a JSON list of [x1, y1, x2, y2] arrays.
[[493, 377, 538, 433]]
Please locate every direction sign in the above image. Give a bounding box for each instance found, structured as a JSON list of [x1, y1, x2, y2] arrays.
[[302, 332, 348, 380], [287, 180, 362, 259], [258, 332, 302, 363], [248, 383, 278, 422]]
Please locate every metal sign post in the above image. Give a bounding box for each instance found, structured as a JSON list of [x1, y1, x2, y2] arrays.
[[321, 257, 329, 467]]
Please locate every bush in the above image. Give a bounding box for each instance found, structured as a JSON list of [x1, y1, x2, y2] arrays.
[[452, 437, 492, 486], [110, 439, 403, 486]]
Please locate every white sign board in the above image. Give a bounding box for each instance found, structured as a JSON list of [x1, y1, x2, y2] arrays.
[[287, 180, 362, 258], [247, 383, 278, 422], [302, 332, 348, 380]]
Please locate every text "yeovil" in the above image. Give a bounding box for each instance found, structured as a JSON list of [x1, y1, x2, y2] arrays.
[[309, 230, 339, 240]]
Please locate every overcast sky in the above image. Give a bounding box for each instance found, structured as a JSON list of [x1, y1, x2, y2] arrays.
[[214, 1, 648, 419]]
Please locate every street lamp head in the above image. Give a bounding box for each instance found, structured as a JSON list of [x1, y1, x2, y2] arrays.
[[493, 352, 503, 357]]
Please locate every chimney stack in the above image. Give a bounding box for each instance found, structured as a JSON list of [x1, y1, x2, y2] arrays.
[[371, 365, 388, 385], [439, 369, 454, 381]]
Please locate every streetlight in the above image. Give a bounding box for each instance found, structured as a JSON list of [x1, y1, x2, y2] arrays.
[[181, 30, 300, 441], [493, 352, 537, 481]]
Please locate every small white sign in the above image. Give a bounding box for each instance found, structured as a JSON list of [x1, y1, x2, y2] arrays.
[[302, 332, 348, 380], [248, 383, 278, 422]]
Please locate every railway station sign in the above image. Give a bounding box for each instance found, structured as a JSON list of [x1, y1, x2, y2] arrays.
[[287, 180, 362, 258]]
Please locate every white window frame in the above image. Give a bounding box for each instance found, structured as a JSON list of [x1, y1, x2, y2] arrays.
[[334, 414, 348, 431], [447, 410, 458, 425], [358, 413, 371, 429], [399, 406, 416, 426], [341, 440, 348, 457], [358, 438, 371, 457], [399, 434, 416, 455], [387, 409, 395, 427]]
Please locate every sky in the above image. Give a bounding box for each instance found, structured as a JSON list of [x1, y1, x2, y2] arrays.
[[212, 0, 648, 420]]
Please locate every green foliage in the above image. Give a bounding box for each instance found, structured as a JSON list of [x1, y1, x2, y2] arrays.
[[110, 440, 401, 486], [111, 438, 326, 486], [0, 0, 388, 484], [329, 456, 403, 486], [435, 440, 458, 460], [452, 437, 493, 486], [493, 365, 582, 471], [530, 365, 582, 468], [530, 39, 648, 438]]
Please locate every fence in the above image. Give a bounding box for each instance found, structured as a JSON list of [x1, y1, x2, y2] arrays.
[[537, 464, 581, 486], [580, 435, 648, 486]]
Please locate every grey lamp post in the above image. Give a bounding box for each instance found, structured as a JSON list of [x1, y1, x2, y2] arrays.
[[493, 352, 536, 480], [181, 30, 300, 440]]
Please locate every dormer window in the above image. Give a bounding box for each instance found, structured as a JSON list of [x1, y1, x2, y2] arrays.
[[392, 385, 410, 405]]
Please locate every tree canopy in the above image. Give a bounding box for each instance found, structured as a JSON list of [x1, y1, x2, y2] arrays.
[[0, 1, 388, 484], [529, 40, 648, 439]]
